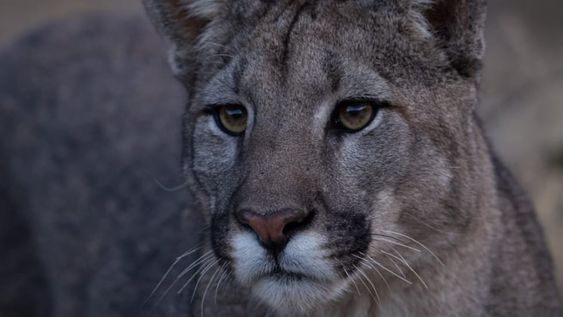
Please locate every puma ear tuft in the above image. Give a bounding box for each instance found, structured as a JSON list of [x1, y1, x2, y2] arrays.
[[142, 0, 223, 79], [407, 0, 435, 38], [143, 0, 218, 42], [414, 0, 487, 80]]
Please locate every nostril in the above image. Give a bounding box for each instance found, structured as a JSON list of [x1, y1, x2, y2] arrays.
[[281, 209, 314, 236], [235, 209, 253, 227], [235, 209, 264, 238]]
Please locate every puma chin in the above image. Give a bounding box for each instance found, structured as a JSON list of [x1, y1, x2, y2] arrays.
[[230, 231, 343, 313]]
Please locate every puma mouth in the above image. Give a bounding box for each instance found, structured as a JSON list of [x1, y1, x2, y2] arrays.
[[257, 273, 319, 295], [229, 231, 349, 312], [262, 267, 311, 282], [231, 231, 337, 284], [249, 270, 341, 314]]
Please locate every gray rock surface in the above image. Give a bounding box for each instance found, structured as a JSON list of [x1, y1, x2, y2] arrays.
[[481, 0, 563, 291], [0, 15, 200, 317]]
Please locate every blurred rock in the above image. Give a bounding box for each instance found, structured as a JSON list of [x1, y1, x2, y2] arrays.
[[0, 0, 141, 47], [481, 0, 563, 292]]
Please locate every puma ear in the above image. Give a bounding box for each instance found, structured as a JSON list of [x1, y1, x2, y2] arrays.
[[418, 0, 487, 80], [142, 0, 222, 78]]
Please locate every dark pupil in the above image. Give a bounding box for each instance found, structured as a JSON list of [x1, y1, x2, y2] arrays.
[[226, 107, 243, 119], [345, 104, 367, 117]]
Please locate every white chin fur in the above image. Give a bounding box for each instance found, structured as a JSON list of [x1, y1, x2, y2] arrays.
[[230, 231, 344, 314], [252, 277, 334, 315]]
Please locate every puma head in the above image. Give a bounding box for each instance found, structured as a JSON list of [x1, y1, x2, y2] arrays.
[[143, 0, 487, 314]]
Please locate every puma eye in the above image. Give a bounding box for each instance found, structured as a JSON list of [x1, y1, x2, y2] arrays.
[[214, 105, 248, 136], [333, 100, 379, 132]]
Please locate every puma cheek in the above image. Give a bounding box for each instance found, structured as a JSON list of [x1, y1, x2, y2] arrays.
[[192, 116, 238, 176], [371, 189, 402, 225]]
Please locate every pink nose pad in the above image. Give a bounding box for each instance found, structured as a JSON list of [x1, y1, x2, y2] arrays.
[[236, 209, 308, 251]]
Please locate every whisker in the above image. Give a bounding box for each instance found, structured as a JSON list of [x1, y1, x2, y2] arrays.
[[154, 251, 214, 306], [371, 232, 411, 243], [198, 224, 211, 235], [357, 254, 412, 285], [214, 264, 228, 305], [144, 246, 202, 306], [188, 258, 222, 301], [173, 256, 215, 298], [177, 251, 215, 281], [371, 236, 421, 253], [355, 264, 381, 304], [395, 211, 449, 234], [153, 177, 189, 192], [200, 265, 222, 317], [359, 255, 391, 291], [380, 230, 444, 266], [391, 248, 429, 289], [343, 267, 362, 296], [143, 246, 202, 306], [380, 250, 406, 278]]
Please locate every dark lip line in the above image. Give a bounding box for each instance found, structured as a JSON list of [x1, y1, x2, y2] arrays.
[[273, 267, 304, 276], [258, 266, 311, 281], [265, 272, 309, 282]]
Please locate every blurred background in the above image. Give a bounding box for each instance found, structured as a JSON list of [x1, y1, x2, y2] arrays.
[[1, 0, 562, 298]]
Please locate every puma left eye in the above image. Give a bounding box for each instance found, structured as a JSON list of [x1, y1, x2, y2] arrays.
[[333, 100, 380, 132], [214, 105, 248, 136]]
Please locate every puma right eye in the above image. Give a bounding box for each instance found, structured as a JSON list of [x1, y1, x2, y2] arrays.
[[332, 100, 380, 132], [214, 105, 248, 136]]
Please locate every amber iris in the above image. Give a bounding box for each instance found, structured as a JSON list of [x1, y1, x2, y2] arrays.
[[336, 101, 377, 131], [216, 105, 248, 135]]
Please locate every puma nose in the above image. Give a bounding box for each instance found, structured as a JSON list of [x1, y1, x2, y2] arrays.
[[236, 208, 309, 252]]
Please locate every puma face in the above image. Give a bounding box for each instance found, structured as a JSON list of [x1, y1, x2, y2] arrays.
[[145, 0, 485, 314]]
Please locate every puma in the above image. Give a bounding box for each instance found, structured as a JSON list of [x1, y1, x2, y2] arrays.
[[0, 1, 561, 316], [142, 0, 563, 316]]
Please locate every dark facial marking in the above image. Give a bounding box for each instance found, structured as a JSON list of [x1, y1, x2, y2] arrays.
[[322, 50, 342, 93], [325, 211, 371, 274], [279, 2, 313, 77], [210, 209, 233, 263]]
